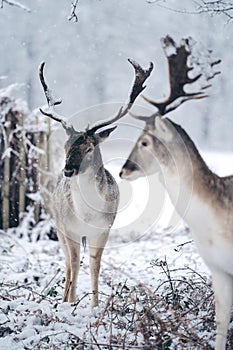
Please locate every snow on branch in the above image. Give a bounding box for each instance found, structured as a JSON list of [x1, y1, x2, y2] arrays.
[[146, 0, 233, 22], [0, 0, 31, 12], [195, 0, 233, 21]]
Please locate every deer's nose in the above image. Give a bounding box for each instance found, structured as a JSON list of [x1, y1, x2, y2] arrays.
[[64, 169, 75, 177], [119, 170, 124, 178], [119, 160, 139, 179], [119, 168, 132, 179]]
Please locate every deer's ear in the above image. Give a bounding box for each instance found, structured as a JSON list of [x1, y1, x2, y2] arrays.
[[96, 126, 117, 143], [155, 117, 173, 142]]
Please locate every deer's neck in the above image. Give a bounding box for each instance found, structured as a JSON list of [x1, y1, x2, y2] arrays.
[[75, 146, 106, 189], [92, 146, 106, 178], [70, 146, 110, 212], [160, 134, 217, 220]]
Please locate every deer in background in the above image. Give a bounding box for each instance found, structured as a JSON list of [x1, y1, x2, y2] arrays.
[[120, 36, 232, 349], [39, 60, 153, 307]]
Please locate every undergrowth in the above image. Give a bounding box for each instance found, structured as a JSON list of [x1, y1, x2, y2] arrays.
[[1, 257, 230, 350]]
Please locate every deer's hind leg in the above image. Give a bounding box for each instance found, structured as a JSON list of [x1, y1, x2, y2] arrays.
[[88, 231, 109, 307], [212, 269, 233, 350]]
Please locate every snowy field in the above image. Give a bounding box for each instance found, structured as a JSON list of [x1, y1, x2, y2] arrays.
[[0, 151, 233, 349]]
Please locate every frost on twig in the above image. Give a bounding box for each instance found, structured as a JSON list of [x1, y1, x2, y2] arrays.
[[0, 0, 31, 13]]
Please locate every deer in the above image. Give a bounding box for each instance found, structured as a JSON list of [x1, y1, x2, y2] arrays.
[[38, 60, 153, 307], [119, 36, 232, 350]]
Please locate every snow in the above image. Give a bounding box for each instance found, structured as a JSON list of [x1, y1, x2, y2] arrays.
[[1, 147, 12, 159], [0, 84, 24, 100], [0, 84, 29, 118], [0, 151, 232, 349]]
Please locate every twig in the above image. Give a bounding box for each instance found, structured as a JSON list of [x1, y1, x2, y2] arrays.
[[71, 292, 92, 315], [67, 331, 146, 349], [68, 0, 79, 22], [0, 293, 12, 301], [9, 281, 32, 292], [174, 239, 193, 252], [40, 268, 61, 295], [147, 0, 233, 21], [0, 0, 31, 12], [109, 283, 114, 348]]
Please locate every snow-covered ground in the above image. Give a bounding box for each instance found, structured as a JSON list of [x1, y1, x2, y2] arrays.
[[0, 151, 232, 349]]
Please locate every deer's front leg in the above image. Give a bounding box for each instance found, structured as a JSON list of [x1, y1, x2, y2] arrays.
[[212, 269, 233, 350], [57, 230, 72, 302], [89, 232, 109, 307], [63, 261, 72, 302], [65, 237, 81, 303]]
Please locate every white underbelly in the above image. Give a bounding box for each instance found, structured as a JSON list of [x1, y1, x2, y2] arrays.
[[62, 211, 112, 239]]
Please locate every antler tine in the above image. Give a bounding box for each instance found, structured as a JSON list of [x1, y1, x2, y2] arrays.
[[161, 93, 208, 116], [129, 110, 158, 126], [39, 62, 74, 133], [88, 59, 153, 134], [142, 35, 220, 116]]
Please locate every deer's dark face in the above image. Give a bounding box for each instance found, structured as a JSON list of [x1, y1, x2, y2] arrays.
[[63, 131, 97, 177], [63, 126, 117, 178]]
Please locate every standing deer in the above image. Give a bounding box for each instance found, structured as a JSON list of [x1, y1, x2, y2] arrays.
[[39, 60, 153, 307], [120, 36, 232, 349]]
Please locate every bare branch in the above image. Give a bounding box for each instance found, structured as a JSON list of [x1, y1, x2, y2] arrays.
[[68, 0, 79, 22], [0, 0, 31, 12], [195, 0, 233, 21], [146, 0, 233, 22]]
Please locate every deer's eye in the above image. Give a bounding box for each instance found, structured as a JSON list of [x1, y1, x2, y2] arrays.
[[141, 140, 148, 147]]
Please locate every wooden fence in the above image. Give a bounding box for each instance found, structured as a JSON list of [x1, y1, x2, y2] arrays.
[[0, 89, 51, 231]]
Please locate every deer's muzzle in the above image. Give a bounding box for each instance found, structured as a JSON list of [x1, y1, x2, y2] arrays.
[[64, 169, 75, 177], [119, 160, 140, 179]]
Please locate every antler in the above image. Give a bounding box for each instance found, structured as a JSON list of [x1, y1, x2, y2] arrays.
[[141, 35, 221, 116], [39, 62, 75, 134], [88, 59, 153, 134], [39, 60, 153, 135]]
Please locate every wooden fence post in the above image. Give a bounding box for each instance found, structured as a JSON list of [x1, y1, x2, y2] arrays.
[[0, 91, 53, 231], [2, 113, 10, 230], [18, 112, 26, 220]]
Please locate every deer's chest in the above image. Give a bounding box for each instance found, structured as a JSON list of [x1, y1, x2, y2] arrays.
[[71, 177, 104, 220], [58, 175, 113, 238]]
